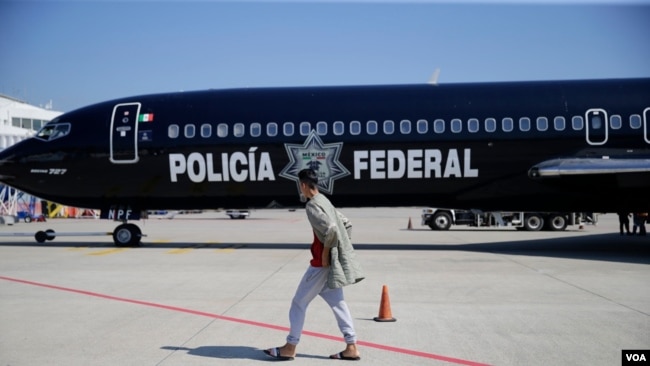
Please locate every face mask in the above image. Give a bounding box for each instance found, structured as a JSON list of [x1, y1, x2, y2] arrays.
[[299, 193, 307, 203]]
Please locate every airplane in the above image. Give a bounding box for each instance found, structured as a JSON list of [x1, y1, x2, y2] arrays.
[[0, 78, 649, 246]]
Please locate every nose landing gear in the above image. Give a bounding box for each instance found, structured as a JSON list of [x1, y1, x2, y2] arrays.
[[30, 223, 143, 246], [112, 223, 142, 247]]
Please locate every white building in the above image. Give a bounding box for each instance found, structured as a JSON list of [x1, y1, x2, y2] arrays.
[[0, 94, 63, 150]]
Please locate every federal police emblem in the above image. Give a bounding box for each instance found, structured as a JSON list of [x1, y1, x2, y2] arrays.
[[279, 131, 350, 195]]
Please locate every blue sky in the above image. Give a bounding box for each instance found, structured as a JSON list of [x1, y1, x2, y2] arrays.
[[1, 0, 649, 112]]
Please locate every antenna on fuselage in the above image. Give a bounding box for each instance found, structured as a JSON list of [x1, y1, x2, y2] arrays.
[[428, 68, 441, 85]]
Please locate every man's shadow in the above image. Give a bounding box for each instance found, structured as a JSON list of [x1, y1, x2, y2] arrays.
[[161, 346, 328, 361]]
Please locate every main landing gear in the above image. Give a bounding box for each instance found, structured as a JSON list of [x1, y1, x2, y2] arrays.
[[32, 222, 144, 247]]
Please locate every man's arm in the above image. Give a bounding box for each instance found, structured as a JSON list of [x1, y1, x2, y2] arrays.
[[306, 203, 340, 267], [307, 204, 339, 248], [337, 210, 352, 240], [322, 212, 349, 267], [321, 247, 331, 267]]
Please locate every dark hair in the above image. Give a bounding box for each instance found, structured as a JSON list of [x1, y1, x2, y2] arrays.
[[298, 169, 318, 189]]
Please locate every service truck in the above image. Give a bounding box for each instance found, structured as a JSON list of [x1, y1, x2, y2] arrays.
[[421, 208, 595, 231]]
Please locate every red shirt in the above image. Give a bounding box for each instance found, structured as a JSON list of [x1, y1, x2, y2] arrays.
[[310, 231, 324, 267]]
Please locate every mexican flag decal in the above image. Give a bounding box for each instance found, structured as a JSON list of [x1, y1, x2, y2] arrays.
[[138, 113, 154, 122]]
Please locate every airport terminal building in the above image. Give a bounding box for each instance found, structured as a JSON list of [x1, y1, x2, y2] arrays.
[[0, 94, 63, 150]]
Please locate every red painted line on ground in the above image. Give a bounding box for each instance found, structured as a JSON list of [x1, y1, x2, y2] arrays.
[[0, 275, 489, 366]]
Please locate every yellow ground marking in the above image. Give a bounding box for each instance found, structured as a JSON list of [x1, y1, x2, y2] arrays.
[[167, 248, 193, 254], [215, 248, 235, 253], [87, 248, 129, 256], [66, 247, 88, 251]]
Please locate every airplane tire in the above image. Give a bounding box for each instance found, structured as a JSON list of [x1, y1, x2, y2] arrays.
[[113, 223, 142, 247], [35, 231, 47, 243], [429, 211, 452, 230], [523, 214, 544, 231], [545, 214, 567, 231]]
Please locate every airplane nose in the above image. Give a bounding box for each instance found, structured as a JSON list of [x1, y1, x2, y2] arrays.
[[0, 150, 16, 182]]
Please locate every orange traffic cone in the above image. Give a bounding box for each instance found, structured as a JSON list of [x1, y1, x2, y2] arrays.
[[407, 217, 413, 230], [373, 285, 397, 322]]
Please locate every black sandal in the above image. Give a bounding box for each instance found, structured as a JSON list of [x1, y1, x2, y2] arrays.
[[263, 347, 295, 361], [329, 351, 361, 361]]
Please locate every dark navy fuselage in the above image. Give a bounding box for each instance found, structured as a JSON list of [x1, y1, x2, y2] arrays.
[[1, 78, 649, 213]]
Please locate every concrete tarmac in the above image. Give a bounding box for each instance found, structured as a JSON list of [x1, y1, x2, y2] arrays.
[[0, 209, 648, 366]]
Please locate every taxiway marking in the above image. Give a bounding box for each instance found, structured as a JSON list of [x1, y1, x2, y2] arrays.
[[0, 275, 489, 366]]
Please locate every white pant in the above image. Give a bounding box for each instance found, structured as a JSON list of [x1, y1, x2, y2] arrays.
[[286, 266, 357, 345]]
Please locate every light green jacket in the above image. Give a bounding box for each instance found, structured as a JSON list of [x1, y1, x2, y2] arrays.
[[306, 193, 365, 289]]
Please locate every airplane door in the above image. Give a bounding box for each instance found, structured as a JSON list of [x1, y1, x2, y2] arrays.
[[585, 108, 608, 146], [110, 103, 140, 164], [643, 108, 650, 144]]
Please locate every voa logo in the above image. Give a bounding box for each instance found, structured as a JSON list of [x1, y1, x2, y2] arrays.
[[627, 354, 647, 362], [169, 147, 275, 183], [622, 350, 649, 365]]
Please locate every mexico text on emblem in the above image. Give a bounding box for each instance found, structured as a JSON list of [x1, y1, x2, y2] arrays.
[[279, 130, 350, 195]]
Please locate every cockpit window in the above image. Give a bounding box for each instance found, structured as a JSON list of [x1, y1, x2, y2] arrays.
[[35, 123, 71, 141]]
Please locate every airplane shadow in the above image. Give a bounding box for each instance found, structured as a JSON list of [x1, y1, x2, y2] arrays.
[[0, 232, 648, 265], [160, 345, 327, 361], [155, 233, 649, 265]]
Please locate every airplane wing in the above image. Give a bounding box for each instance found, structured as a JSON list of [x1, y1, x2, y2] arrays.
[[529, 158, 650, 178]]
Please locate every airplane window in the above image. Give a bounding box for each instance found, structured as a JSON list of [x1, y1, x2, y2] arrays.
[[184, 124, 196, 138], [367, 120, 378, 135], [592, 115, 603, 130], [54, 124, 70, 139], [610, 115, 622, 130], [590, 115, 602, 130], [350, 121, 361, 135], [485, 118, 496, 133], [383, 120, 394, 135], [630, 114, 642, 129], [201, 124, 212, 138], [536, 117, 548, 132], [300, 122, 311, 136], [234, 123, 245, 137], [35, 123, 71, 141], [519, 117, 531, 132], [434, 119, 445, 133], [168, 124, 179, 139], [333, 121, 344, 136], [217, 123, 228, 137], [251, 123, 262, 137], [572, 116, 584, 130], [451, 119, 462, 133], [416, 119, 428, 134], [267, 122, 278, 137], [283, 122, 294, 136], [502, 118, 513, 132], [316, 121, 328, 136], [468, 118, 479, 133], [400, 120, 411, 134], [554, 116, 566, 131]]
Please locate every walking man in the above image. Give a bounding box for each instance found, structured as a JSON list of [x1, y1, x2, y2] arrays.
[[617, 212, 631, 235], [632, 212, 647, 236], [264, 168, 364, 361]]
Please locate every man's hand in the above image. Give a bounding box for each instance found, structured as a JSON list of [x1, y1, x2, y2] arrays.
[[322, 248, 331, 268]]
